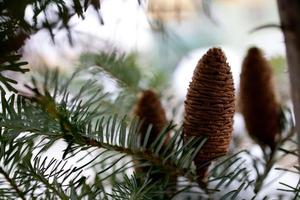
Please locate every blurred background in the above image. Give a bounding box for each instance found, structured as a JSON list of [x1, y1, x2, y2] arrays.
[[22, 0, 288, 99], [20, 0, 294, 197]]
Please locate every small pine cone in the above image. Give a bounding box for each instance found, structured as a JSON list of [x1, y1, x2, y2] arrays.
[[133, 89, 172, 183], [134, 90, 168, 146], [239, 47, 280, 152], [184, 48, 235, 184]]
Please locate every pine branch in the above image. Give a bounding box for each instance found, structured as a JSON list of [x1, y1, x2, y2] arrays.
[[111, 174, 158, 200], [23, 71, 202, 181], [83, 134, 193, 179], [0, 166, 26, 200], [254, 125, 296, 193], [0, 71, 203, 189], [80, 52, 142, 91], [0, 54, 29, 92], [3, 64, 291, 198], [23, 163, 69, 200]]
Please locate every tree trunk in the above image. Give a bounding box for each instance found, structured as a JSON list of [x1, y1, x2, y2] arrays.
[[277, 0, 300, 163]]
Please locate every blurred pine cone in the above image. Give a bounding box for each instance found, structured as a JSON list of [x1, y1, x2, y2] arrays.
[[134, 89, 168, 147], [133, 90, 171, 177], [184, 48, 235, 184], [239, 47, 280, 152], [134, 90, 176, 195]]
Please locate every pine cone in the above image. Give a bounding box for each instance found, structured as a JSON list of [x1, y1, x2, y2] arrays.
[[134, 89, 168, 146], [239, 47, 280, 152], [134, 89, 175, 193], [184, 48, 235, 183]]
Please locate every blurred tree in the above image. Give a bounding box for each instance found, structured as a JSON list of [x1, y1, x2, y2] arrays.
[[277, 0, 300, 164]]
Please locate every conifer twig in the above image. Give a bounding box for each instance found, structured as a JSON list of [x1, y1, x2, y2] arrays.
[[0, 167, 26, 200], [254, 127, 295, 193], [83, 136, 193, 180]]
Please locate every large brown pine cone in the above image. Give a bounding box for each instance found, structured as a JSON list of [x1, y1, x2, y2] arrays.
[[184, 48, 235, 183]]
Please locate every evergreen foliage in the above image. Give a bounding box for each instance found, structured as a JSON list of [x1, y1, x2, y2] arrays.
[[0, 0, 103, 91]]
